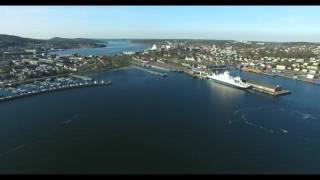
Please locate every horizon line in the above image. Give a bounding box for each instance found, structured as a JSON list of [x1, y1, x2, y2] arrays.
[[2, 33, 320, 44]]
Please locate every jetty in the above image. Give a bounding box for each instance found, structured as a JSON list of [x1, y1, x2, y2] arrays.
[[243, 79, 291, 96], [131, 65, 167, 77], [69, 74, 93, 81]]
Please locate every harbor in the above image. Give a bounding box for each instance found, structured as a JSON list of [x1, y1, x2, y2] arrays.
[[196, 69, 291, 96], [130, 60, 291, 96]]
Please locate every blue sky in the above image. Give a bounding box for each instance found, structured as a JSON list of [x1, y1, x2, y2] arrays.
[[1, 6, 320, 42]]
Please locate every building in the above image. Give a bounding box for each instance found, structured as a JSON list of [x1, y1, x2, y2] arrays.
[[22, 59, 38, 65], [296, 59, 304, 63], [307, 74, 314, 79], [39, 59, 54, 64], [185, 56, 195, 62], [181, 62, 192, 68], [309, 70, 317, 74], [151, 44, 157, 50], [307, 66, 318, 70], [276, 65, 286, 71]]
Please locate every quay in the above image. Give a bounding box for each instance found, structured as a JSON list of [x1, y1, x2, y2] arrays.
[[243, 79, 291, 96], [0, 80, 112, 103], [131, 65, 167, 77], [69, 74, 93, 81], [150, 65, 170, 72]]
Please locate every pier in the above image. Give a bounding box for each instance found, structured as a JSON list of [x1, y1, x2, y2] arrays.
[[69, 74, 93, 81], [131, 65, 167, 77], [243, 79, 291, 96]]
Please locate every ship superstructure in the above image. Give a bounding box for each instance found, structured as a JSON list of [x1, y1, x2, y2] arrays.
[[208, 71, 251, 89]]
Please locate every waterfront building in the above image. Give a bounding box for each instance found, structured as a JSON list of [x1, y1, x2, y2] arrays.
[[307, 74, 315, 79]]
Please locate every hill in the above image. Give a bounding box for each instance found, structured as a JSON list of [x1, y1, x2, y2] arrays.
[[0, 34, 106, 49]]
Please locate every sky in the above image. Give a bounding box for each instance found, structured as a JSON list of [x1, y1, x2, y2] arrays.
[[1, 6, 320, 42]]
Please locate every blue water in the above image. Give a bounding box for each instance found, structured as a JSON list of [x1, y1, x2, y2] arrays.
[[50, 40, 150, 56], [2, 40, 320, 173], [0, 67, 320, 174]]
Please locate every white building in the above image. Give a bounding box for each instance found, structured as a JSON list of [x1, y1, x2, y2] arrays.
[[296, 59, 304, 63], [276, 65, 286, 70], [151, 44, 157, 50], [185, 56, 195, 62], [307, 66, 318, 70], [307, 74, 314, 79]]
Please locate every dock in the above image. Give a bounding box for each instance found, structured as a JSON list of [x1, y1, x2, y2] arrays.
[[131, 65, 167, 77], [69, 74, 93, 81], [243, 79, 291, 96]]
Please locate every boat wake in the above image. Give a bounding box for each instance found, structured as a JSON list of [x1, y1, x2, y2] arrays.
[[295, 111, 318, 121], [62, 114, 81, 125], [280, 129, 289, 134], [0, 143, 29, 158], [231, 106, 292, 135]]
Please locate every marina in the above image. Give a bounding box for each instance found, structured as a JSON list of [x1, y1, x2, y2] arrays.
[[0, 78, 111, 103]]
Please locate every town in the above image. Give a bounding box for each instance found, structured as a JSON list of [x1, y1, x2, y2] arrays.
[[1, 38, 320, 95], [129, 39, 320, 84]]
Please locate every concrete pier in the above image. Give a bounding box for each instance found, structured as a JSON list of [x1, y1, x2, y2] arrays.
[[244, 79, 291, 96], [69, 74, 93, 81], [131, 65, 167, 77]]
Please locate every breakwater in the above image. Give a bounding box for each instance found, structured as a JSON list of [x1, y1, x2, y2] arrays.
[[0, 80, 111, 103]]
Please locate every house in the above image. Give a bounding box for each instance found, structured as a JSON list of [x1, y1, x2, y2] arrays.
[[181, 62, 192, 68], [309, 70, 317, 74], [185, 56, 195, 62], [276, 65, 286, 70], [307, 66, 318, 70], [296, 59, 304, 63]]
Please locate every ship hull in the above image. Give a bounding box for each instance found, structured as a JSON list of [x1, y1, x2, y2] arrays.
[[209, 78, 249, 89]]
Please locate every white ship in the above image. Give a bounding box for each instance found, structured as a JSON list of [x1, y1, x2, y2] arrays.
[[208, 71, 251, 89]]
